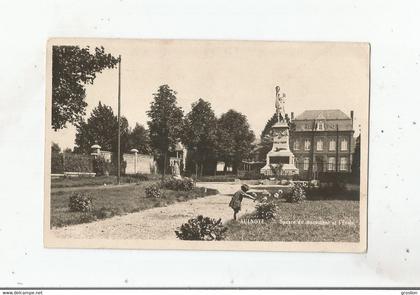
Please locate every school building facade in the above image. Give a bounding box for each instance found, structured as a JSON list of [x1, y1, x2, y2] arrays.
[[289, 109, 355, 179]]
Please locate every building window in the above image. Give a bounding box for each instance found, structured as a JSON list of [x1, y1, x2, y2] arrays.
[[328, 157, 335, 171], [317, 121, 324, 131], [329, 139, 336, 151], [303, 157, 310, 171], [316, 140, 323, 151], [293, 140, 300, 150], [341, 139, 348, 151], [340, 157, 348, 171], [304, 139, 311, 151]]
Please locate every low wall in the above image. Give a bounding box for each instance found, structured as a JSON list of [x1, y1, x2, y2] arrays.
[[123, 153, 156, 175], [51, 150, 156, 176]]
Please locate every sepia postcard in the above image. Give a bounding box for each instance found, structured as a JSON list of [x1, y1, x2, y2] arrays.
[[44, 38, 369, 252]]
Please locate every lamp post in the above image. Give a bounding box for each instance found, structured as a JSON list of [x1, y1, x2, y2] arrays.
[[117, 55, 121, 184]]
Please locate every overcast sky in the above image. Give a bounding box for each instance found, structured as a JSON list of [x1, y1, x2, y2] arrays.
[[50, 39, 369, 150]]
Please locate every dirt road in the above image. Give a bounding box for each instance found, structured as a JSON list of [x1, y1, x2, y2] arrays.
[[51, 182, 256, 240]]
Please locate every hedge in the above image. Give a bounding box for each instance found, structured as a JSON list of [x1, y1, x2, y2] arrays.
[[51, 152, 64, 173], [62, 153, 93, 173]]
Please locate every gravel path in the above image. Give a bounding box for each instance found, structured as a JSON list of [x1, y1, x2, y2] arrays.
[[51, 182, 256, 240]]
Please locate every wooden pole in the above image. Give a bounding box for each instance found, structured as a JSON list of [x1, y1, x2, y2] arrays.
[[117, 55, 121, 185]]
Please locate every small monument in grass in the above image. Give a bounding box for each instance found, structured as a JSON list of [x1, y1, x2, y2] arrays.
[[172, 160, 182, 179], [260, 86, 299, 177]]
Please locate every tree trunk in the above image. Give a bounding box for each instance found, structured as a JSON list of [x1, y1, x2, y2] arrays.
[[195, 161, 198, 179], [214, 161, 217, 176], [162, 151, 168, 181], [233, 161, 239, 176]]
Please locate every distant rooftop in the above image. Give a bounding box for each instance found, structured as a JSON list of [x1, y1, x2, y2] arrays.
[[294, 109, 351, 121]]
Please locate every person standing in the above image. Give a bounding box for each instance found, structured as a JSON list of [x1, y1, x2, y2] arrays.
[[229, 184, 257, 220]]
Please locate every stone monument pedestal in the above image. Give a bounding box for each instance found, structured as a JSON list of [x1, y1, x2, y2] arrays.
[[260, 121, 299, 176]]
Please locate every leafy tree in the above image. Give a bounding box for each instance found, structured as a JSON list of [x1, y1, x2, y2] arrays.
[[259, 113, 278, 161], [128, 123, 151, 154], [216, 110, 255, 174], [182, 99, 218, 176], [351, 135, 360, 181], [261, 112, 291, 138], [51, 142, 61, 154], [63, 147, 73, 153], [147, 85, 184, 175], [52, 46, 119, 130], [74, 102, 129, 154]]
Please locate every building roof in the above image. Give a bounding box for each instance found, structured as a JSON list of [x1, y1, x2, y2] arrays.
[[294, 109, 351, 121]]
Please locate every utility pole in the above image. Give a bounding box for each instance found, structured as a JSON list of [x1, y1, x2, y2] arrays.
[[117, 55, 121, 185]]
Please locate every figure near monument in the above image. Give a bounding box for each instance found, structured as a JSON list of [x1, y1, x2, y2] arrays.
[[275, 86, 286, 123]]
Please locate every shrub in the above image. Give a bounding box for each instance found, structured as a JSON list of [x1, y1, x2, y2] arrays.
[[255, 200, 278, 220], [175, 215, 227, 240], [63, 153, 93, 173], [51, 152, 64, 173], [145, 184, 163, 198], [69, 193, 94, 212], [93, 156, 112, 176], [285, 182, 307, 203], [162, 177, 194, 191]]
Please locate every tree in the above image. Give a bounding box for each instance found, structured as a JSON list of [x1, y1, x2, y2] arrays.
[[74, 102, 129, 154], [216, 110, 255, 174], [351, 135, 360, 181], [182, 99, 218, 177], [128, 123, 151, 154], [147, 85, 184, 176], [63, 147, 73, 153], [259, 113, 278, 161], [51, 142, 61, 154], [52, 46, 119, 130]]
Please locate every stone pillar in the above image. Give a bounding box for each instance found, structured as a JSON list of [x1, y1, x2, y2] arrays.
[[130, 148, 139, 174], [90, 144, 101, 158]]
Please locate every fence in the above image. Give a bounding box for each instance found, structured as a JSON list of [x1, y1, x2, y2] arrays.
[[294, 160, 354, 181], [295, 161, 352, 174]]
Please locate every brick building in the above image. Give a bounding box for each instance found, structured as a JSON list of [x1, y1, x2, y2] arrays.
[[290, 109, 355, 179]]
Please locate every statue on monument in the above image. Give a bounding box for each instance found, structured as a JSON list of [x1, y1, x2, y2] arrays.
[[275, 86, 286, 123], [260, 85, 299, 176], [172, 160, 181, 179]]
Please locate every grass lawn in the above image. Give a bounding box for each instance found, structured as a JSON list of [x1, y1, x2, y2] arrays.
[[51, 175, 163, 189], [225, 199, 360, 242], [50, 181, 218, 228]]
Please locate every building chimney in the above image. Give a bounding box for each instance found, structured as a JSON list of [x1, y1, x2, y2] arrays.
[[291, 112, 294, 120], [350, 110, 354, 128]]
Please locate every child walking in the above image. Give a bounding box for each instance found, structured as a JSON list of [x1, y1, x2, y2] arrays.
[[229, 184, 257, 220]]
